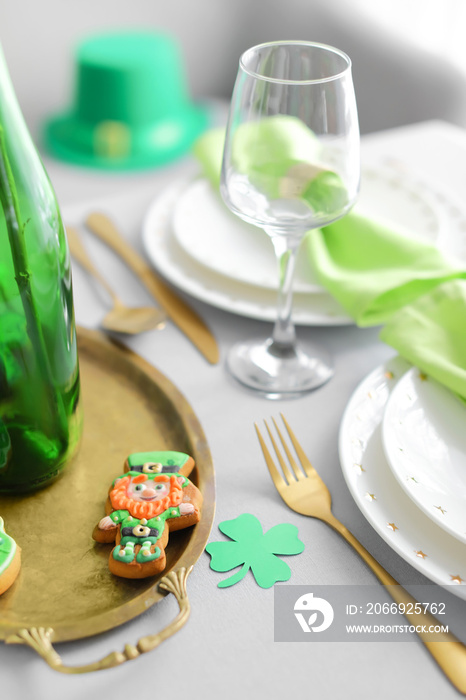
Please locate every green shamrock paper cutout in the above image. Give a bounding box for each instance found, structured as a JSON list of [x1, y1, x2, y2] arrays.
[[205, 513, 304, 588]]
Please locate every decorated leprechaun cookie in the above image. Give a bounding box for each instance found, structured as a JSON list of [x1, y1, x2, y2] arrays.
[[0, 517, 21, 595], [93, 451, 202, 579]]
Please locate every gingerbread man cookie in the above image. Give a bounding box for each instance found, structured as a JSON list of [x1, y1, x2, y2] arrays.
[[93, 451, 202, 579], [0, 517, 21, 595]]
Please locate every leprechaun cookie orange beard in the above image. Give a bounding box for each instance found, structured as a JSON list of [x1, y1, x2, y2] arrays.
[[0, 517, 21, 595], [93, 451, 202, 579]]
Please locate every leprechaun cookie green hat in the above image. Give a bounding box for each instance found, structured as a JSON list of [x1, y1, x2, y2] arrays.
[[123, 450, 195, 477]]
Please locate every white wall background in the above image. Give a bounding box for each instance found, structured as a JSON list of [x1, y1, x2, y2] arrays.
[[1, 0, 466, 144]]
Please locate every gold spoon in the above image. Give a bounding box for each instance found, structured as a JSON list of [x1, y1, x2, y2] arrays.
[[66, 225, 166, 334]]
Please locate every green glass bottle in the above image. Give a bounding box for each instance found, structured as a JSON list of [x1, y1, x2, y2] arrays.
[[0, 45, 82, 492]]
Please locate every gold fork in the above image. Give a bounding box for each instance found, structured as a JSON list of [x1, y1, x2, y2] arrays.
[[255, 414, 466, 694]]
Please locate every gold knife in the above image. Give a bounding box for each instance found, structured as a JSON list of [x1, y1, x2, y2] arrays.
[[85, 212, 219, 365]]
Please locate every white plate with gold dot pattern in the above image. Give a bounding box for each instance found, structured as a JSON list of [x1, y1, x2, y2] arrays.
[[382, 367, 466, 544], [339, 357, 466, 599]]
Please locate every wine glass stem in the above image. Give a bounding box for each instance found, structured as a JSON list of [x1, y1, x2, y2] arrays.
[[269, 233, 301, 352]]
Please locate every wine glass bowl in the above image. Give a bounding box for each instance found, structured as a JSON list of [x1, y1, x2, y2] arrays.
[[220, 40, 360, 398]]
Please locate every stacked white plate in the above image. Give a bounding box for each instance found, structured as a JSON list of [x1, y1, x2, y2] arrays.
[[141, 163, 464, 326], [339, 358, 466, 600]]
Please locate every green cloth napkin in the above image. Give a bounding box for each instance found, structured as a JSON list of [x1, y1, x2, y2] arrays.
[[193, 128, 466, 400], [306, 215, 465, 326], [193, 121, 348, 215], [380, 280, 466, 399]]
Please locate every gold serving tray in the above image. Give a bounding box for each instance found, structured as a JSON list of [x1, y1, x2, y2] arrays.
[[0, 327, 215, 672]]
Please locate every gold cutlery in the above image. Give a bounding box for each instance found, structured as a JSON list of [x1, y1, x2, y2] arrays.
[[255, 414, 466, 694], [85, 212, 219, 365], [66, 225, 166, 335]]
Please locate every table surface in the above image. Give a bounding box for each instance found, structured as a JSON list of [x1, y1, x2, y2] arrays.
[[2, 120, 466, 700]]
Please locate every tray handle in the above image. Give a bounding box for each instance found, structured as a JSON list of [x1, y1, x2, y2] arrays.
[[5, 566, 192, 674]]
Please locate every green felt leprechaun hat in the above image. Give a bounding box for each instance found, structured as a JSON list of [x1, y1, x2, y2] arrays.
[[44, 30, 209, 170]]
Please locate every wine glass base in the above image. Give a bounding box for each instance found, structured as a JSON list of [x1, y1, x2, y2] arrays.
[[226, 338, 333, 399]]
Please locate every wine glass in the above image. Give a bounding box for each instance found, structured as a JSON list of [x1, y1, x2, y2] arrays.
[[220, 40, 360, 398]]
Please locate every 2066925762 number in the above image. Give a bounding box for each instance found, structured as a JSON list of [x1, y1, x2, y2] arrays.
[[366, 602, 446, 615]]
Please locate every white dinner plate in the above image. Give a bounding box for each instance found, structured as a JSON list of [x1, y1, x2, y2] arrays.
[[142, 165, 466, 326], [170, 166, 442, 293], [339, 357, 466, 599], [142, 177, 352, 326], [382, 368, 466, 544]]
